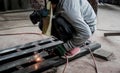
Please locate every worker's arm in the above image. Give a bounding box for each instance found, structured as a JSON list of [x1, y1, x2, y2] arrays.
[[61, 0, 95, 51]]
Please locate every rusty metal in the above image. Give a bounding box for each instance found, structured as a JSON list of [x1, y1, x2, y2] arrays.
[[0, 37, 63, 73], [104, 32, 120, 37], [0, 37, 101, 73]]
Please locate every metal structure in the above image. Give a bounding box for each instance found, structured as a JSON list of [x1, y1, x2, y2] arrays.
[[0, 37, 101, 73], [0, 0, 31, 11], [104, 32, 120, 37]]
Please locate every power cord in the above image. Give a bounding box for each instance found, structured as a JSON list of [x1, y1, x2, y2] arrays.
[[0, 25, 38, 31], [61, 45, 99, 73], [86, 45, 99, 73], [62, 55, 68, 73], [0, 18, 29, 22], [0, 32, 42, 36]]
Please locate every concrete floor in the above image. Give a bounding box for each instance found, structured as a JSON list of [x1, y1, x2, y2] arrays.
[[0, 4, 120, 73]]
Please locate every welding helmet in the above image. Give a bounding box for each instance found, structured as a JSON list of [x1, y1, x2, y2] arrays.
[[30, 0, 49, 31]]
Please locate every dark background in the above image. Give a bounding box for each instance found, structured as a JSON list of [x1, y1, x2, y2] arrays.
[[0, 0, 119, 12]]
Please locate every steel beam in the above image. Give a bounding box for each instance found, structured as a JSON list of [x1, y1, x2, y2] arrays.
[[0, 37, 101, 73]]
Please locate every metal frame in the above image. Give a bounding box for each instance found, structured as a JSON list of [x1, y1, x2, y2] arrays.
[[0, 37, 101, 73], [104, 32, 120, 37]]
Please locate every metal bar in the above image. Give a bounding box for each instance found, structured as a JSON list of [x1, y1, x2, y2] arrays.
[[0, 37, 54, 54], [13, 43, 101, 73], [0, 41, 63, 62], [13, 57, 60, 73], [54, 43, 101, 67], [104, 32, 120, 36], [0, 37, 55, 55], [0, 54, 36, 72], [0, 38, 55, 55], [0, 51, 49, 72], [0, 37, 64, 73]]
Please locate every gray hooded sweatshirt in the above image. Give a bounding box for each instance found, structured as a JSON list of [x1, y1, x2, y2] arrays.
[[56, 0, 97, 51]]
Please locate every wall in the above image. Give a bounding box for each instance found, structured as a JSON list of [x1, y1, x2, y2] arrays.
[[0, 0, 31, 11]]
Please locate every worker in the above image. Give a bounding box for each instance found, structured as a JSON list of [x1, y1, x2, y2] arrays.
[[49, 0, 97, 58], [30, 0, 97, 58]]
